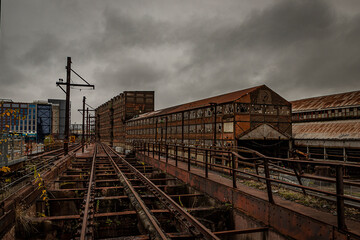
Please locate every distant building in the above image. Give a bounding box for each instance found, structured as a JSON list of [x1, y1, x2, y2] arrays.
[[0, 101, 37, 139], [35, 102, 52, 142], [0, 99, 68, 142], [96, 91, 155, 148], [291, 90, 360, 161], [71, 123, 83, 136], [48, 99, 67, 139]]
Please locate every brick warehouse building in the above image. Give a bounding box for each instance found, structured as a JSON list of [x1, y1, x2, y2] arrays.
[[95, 91, 155, 147], [96, 85, 292, 156]]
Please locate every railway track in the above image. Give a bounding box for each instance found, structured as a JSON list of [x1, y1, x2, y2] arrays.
[[76, 143, 219, 239], [0, 143, 83, 238], [0, 143, 82, 201], [11, 143, 260, 239]]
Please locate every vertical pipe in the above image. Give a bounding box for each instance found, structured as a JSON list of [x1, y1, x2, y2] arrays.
[[263, 159, 274, 204], [336, 165, 347, 230]]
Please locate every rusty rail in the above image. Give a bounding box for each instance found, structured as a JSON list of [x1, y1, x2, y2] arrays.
[[100, 143, 169, 240], [106, 144, 220, 240], [78, 144, 97, 240]]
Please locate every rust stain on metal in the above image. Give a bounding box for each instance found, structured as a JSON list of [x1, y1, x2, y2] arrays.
[[293, 119, 360, 139], [291, 90, 360, 112], [131, 85, 262, 120]]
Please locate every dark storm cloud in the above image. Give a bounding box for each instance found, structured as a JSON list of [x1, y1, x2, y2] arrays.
[[0, 45, 25, 90], [1, 0, 360, 121], [171, 0, 360, 101], [20, 33, 62, 66], [94, 58, 166, 90]]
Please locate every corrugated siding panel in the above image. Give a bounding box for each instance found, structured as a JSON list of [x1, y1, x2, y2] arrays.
[[293, 120, 360, 139], [292, 91, 360, 112]]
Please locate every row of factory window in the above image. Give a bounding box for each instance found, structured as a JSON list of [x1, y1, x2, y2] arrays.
[[1, 106, 37, 132], [293, 107, 360, 121], [125, 138, 235, 147], [127, 103, 290, 127], [127, 122, 234, 135]]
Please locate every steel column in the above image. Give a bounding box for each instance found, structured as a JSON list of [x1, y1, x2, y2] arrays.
[[336, 165, 347, 230]]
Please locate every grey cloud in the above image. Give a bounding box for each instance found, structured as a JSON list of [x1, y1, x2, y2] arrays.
[[93, 59, 166, 96], [1, 0, 360, 122]]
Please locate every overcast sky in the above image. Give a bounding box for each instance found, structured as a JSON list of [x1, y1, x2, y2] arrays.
[[1, 0, 360, 123]]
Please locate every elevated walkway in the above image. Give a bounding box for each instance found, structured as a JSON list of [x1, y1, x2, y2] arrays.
[[136, 151, 360, 240]]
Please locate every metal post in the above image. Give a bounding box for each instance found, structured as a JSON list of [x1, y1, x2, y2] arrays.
[[158, 143, 161, 161], [232, 154, 237, 188], [64, 57, 71, 155], [82, 96, 85, 152], [205, 150, 208, 178], [147, 142, 150, 156], [228, 152, 231, 174], [336, 165, 347, 230], [152, 143, 155, 159], [166, 144, 168, 163], [11, 137, 14, 160], [263, 159, 274, 204], [20, 136, 23, 156], [175, 145, 178, 167], [188, 147, 191, 171]]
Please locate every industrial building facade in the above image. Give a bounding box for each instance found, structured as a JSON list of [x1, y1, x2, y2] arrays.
[[95, 91, 155, 147], [291, 90, 360, 162], [96, 85, 292, 156]]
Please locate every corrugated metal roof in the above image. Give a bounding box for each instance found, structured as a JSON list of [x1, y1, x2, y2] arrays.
[[291, 90, 360, 112], [292, 120, 360, 140], [130, 85, 264, 120]]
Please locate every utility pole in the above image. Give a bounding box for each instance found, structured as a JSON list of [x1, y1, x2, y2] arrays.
[[64, 57, 71, 155], [82, 96, 85, 153], [86, 107, 89, 145], [56, 57, 95, 155]]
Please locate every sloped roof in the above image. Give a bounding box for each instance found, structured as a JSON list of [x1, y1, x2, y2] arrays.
[[291, 90, 360, 113], [130, 85, 264, 120], [292, 120, 360, 140]]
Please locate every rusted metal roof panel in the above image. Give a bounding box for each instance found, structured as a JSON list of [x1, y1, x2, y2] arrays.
[[131, 85, 263, 120], [291, 90, 360, 112], [292, 119, 360, 140]]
